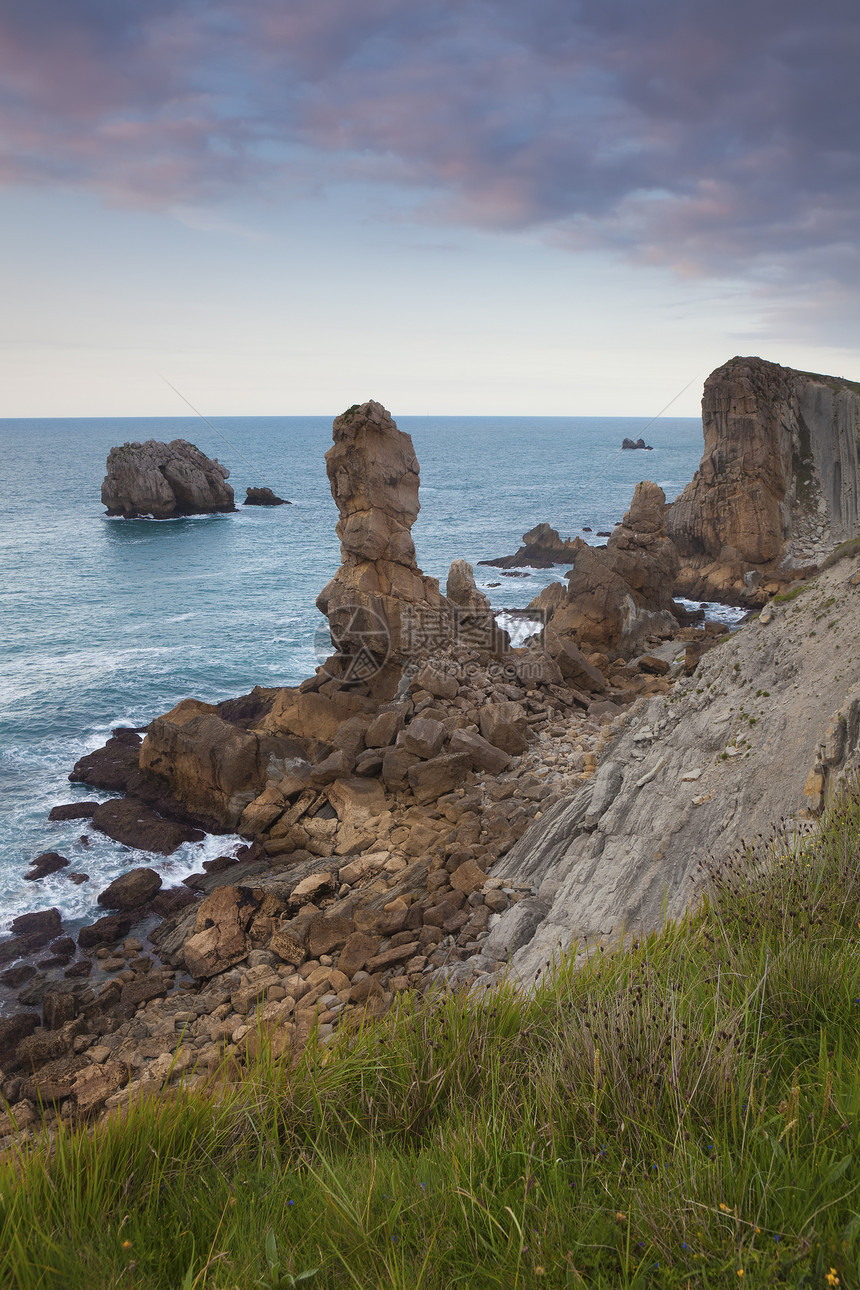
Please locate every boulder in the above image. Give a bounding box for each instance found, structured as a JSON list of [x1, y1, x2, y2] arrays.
[[78, 912, 137, 949], [479, 702, 528, 755], [183, 886, 260, 979], [101, 439, 235, 519], [408, 752, 472, 804], [398, 717, 447, 760], [10, 908, 62, 941], [69, 729, 142, 791], [448, 728, 511, 775], [327, 777, 389, 855], [97, 867, 163, 910]]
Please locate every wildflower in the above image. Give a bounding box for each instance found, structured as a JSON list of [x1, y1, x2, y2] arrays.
[[826, 1270, 840, 1288], [121, 1240, 132, 1251], [719, 1203, 731, 1212], [535, 1268, 545, 1277], [615, 1212, 626, 1223], [737, 1270, 744, 1278]]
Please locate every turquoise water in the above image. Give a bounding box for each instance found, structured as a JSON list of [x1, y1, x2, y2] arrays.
[[0, 414, 702, 934]]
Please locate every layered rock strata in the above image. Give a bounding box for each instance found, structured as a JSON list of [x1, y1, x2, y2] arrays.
[[529, 482, 679, 654], [101, 440, 235, 518], [667, 356, 860, 600], [468, 551, 860, 986]]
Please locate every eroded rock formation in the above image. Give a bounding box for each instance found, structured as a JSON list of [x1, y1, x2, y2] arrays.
[[667, 356, 860, 600], [531, 481, 679, 654], [316, 401, 451, 675], [101, 440, 235, 518], [446, 559, 491, 612]]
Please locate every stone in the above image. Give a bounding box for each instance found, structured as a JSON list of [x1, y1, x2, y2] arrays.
[[43, 990, 77, 1030], [448, 728, 511, 774], [289, 872, 334, 904], [72, 1061, 129, 1115], [479, 523, 578, 570], [364, 942, 421, 973], [183, 886, 259, 979], [270, 929, 306, 966], [638, 654, 671, 676], [48, 802, 99, 821], [408, 753, 472, 805], [479, 703, 528, 755], [337, 932, 381, 978], [97, 867, 163, 910], [306, 915, 354, 959], [328, 776, 389, 855], [365, 708, 407, 748], [412, 662, 459, 701], [24, 852, 69, 881], [101, 439, 235, 518], [91, 798, 204, 855], [398, 717, 447, 760], [338, 852, 389, 885], [78, 913, 136, 949], [0, 1013, 40, 1064], [449, 859, 486, 896], [382, 746, 421, 789], [545, 631, 607, 692], [68, 728, 142, 792]]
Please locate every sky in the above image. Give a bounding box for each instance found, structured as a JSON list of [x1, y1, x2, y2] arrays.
[[1, 0, 858, 417]]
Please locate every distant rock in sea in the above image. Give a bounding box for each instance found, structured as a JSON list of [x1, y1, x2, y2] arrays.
[[621, 437, 653, 450], [244, 486, 290, 506], [101, 439, 235, 519]]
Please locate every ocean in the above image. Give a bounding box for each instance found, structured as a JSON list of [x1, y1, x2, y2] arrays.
[[0, 412, 705, 939]]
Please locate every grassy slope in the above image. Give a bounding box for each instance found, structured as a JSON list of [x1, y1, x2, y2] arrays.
[[3, 792, 860, 1289]]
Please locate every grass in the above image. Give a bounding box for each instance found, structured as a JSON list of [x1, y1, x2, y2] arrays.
[[4, 794, 860, 1288], [821, 538, 860, 571]]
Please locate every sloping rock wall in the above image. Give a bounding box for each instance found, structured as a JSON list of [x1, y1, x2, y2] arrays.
[[480, 552, 860, 983]]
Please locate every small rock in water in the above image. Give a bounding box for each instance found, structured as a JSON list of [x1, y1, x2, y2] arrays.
[[243, 486, 290, 506]]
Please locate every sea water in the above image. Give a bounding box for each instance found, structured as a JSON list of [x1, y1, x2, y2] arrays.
[[0, 413, 706, 937]]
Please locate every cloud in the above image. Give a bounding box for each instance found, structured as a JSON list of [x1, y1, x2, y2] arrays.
[[1, 0, 858, 302]]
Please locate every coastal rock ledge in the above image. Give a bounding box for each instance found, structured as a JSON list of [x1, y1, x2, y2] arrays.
[[101, 439, 235, 519]]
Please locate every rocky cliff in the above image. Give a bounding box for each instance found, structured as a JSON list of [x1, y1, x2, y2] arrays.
[[666, 356, 860, 600], [101, 440, 235, 519], [470, 551, 860, 985]]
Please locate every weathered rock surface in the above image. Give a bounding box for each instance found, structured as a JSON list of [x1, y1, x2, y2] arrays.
[[479, 553, 860, 982], [667, 356, 860, 601], [101, 439, 235, 519], [531, 482, 679, 654], [316, 401, 451, 674], [23, 853, 69, 882], [97, 868, 163, 910]]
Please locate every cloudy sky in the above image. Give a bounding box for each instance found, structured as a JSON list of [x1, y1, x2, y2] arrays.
[[1, 0, 858, 416]]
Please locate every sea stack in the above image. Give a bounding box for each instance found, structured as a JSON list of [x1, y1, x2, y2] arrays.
[[101, 439, 235, 518], [316, 400, 451, 674]]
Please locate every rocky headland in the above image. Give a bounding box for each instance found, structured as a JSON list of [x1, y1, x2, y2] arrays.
[[666, 355, 860, 602], [4, 360, 860, 1147], [101, 439, 235, 518]]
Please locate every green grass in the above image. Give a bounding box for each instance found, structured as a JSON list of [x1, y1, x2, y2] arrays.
[[821, 538, 860, 571], [4, 794, 860, 1289]]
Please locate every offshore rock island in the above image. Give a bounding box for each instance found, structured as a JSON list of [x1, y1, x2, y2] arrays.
[[101, 439, 235, 518], [4, 357, 860, 1138]]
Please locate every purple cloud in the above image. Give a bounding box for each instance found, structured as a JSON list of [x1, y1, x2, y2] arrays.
[[1, 0, 857, 289]]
